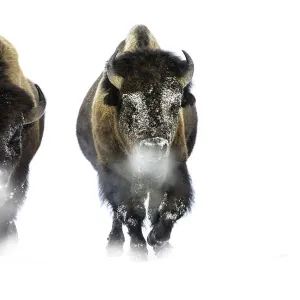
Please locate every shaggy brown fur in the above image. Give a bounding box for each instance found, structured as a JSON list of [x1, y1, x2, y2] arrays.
[[0, 36, 46, 251], [77, 25, 197, 259]]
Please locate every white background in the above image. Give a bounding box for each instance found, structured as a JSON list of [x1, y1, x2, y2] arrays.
[[0, 0, 300, 299]]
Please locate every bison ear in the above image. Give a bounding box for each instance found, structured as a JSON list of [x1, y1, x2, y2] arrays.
[[103, 76, 120, 106], [23, 84, 46, 125], [104, 91, 120, 106], [182, 87, 196, 107]]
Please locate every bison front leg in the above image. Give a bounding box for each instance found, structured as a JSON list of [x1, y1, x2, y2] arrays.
[[0, 200, 19, 254], [147, 163, 193, 256], [0, 220, 18, 254], [116, 197, 148, 260], [99, 166, 148, 260], [106, 212, 125, 255]]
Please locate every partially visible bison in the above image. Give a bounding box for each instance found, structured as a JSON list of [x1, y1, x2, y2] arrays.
[[0, 36, 46, 251], [76, 25, 197, 258]]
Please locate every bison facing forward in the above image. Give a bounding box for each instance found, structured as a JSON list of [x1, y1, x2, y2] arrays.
[[76, 25, 197, 258], [0, 36, 46, 251]]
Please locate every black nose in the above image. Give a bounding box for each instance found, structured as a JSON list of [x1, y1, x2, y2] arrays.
[[139, 137, 169, 158]]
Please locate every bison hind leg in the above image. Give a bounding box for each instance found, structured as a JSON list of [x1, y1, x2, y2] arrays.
[[0, 220, 18, 254], [106, 212, 125, 256]]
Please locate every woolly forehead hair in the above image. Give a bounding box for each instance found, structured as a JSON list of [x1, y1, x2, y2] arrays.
[[0, 61, 5, 78], [0, 83, 32, 110], [110, 49, 190, 80], [0, 83, 32, 128]]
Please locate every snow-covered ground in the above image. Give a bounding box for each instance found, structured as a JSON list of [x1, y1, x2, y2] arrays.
[[1, 0, 300, 299]]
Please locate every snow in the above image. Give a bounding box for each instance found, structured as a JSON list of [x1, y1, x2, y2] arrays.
[[1, 0, 300, 299]]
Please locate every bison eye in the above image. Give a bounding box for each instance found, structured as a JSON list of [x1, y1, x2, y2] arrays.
[[126, 101, 137, 113], [170, 102, 180, 113]]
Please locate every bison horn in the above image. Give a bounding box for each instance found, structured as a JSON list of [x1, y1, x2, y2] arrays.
[[106, 50, 123, 89], [178, 50, 194, 88], [24, 84, 46, 125]]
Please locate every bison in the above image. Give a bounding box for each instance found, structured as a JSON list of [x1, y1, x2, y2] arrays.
[[76, 25, 197, 259], [0, 36, 46, 251]]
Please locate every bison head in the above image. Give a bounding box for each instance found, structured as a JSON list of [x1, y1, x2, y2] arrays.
[[104, 49, 194, 179], [0, 83, 45, 199]]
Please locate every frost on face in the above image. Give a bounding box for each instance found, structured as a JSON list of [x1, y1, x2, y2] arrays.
[[119, 91, 149, 146], [119, 77, 182, 147], [159, 77, 182, 143], [0, 119, 19, 150], [0, 121, 22, 190], [120, 77, 182, 181]]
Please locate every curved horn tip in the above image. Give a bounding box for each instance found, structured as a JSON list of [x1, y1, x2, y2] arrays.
[[23, 101, 46, 125], [106, 50, 123, 89], [178, 50, 194, 88], [110, 50, 119, 63], [182, 50, 193, 64]]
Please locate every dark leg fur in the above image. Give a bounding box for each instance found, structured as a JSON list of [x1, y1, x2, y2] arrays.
[[0, 205, 19, 253], [0, 221, 18, 253], [0, 165, 29, 253], [98, 166, 148, 259], [120, 196, 147, 259], [147, 163, 193, 254], [107, 212, 125, 254]]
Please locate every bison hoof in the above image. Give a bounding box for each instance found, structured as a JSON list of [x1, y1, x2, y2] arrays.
[[106, 242, 124, 257], [129, 248, 148, 261], [129, 241, 148, 261], [153, 242, 173, 258], [147, 228, 170, 247], [106, 232, 125, 256], [0, 221, 18, 255]]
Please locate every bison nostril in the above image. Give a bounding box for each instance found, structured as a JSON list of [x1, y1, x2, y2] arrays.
[[161, 143, 168, 154], [137, 129, 148, 137], [139, 138, 169, 158]]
